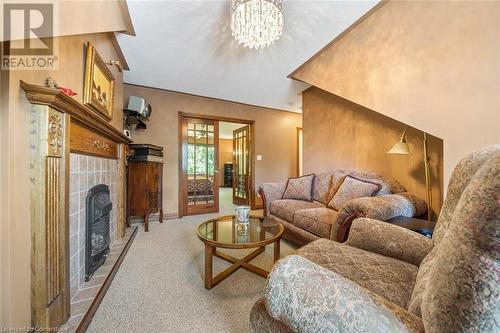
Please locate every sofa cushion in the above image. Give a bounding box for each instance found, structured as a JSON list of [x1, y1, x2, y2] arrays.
[[346, 169, 407, 195], [313, 172, 345, 204], [265, 255, 425, 333], [313, 170, 406, 204], [293, 207, 338, 239], [269, 199, 324, 223], [327, 175, 381, 210], [282, 174, 315, 201], [296, 239, 418, 309]]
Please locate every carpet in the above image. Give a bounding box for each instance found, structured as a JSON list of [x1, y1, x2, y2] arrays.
[[87, 200, 296, 332]]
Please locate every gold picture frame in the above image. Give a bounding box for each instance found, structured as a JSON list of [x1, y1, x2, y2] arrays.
[[83, 42, 115, 120]]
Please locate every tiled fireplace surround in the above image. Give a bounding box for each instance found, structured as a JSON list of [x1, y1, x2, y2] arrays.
[[69, 153, 119, 299]]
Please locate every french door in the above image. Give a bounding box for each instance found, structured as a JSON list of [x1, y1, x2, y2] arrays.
[[233, 125, 250, 206], [180, 117, 219, 215]]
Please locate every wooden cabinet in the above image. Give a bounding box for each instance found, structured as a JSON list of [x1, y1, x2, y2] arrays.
[[223, 163, 233, 187], [127, 161, 163, 231]]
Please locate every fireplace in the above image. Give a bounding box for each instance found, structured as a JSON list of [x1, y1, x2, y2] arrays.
[[85, 184, 112, 281]]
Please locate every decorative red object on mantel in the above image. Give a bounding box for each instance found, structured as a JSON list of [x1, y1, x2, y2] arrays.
[[58, 87, 77, 96], [44, 77, 77, 96]]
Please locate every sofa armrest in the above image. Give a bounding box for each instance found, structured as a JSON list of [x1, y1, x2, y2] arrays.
[[265, 255, 424, 333], [345, 218, 433, 266], [250, 298, 293, 333], [335, 192, 428, 242], [258, 181, 287, 216]]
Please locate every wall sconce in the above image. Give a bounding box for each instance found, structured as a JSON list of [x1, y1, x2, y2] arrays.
[[106, 59, 123, 72]]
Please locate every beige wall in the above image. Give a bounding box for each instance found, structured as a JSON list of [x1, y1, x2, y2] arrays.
[[0, 1, 133, 42], [303, 87, 443, 218], [59, 1, 134, 37], [292, 1, 500, 188], [0, 33, 124, 328], [124, 84, 302, 214], [219, 139, 233, 186]]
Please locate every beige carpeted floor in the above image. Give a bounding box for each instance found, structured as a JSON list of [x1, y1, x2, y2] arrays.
[[87, 188, 296, 333]]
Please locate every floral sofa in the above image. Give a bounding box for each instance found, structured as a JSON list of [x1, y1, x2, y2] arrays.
[[250, 145, 500, 333], [259, 170, 427, 244]]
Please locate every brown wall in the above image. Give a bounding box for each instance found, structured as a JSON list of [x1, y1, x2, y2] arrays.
[[58, 1, 134, 37], [0, 33, 124, 327], [219, 139, 233, 186], [0, 2, 132, 42], [124, 84, 302, 215], [292, 1, 500, 187], [303, 87, 443, 218]]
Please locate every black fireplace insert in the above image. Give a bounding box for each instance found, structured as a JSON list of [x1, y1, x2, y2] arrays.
[[85, 184, 112, 281]]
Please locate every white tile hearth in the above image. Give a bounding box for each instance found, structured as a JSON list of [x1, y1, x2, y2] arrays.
[[60, 227, 136, 333]]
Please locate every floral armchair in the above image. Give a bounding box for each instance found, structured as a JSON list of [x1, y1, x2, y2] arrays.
[[250, 145, 500, 333]]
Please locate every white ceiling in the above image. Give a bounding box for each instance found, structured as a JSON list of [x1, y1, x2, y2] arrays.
[[118, 0, 378, 113], [219, 121, 247, 139]]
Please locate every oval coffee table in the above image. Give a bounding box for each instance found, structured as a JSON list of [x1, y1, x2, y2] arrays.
[[196, 215, 284, 289]]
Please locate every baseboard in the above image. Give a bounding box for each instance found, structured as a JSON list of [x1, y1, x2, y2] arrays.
[[164, 212, 178, 220], [129, 212, 178, 224]]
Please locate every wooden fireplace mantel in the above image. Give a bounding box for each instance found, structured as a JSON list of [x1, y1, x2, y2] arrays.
[[20, 80, 132, 147], [21, 80, 129, 330]]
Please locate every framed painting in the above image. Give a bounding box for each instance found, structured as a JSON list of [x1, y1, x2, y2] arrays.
[[83, 42, 115, 120]]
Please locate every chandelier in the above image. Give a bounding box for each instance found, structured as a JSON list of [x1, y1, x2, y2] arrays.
[[230, 0, 284, 49]]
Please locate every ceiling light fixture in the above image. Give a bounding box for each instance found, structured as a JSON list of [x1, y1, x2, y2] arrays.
[[230, 0, 284, 49]]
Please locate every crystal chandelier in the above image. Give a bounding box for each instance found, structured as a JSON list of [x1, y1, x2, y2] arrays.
[[230, 0, 284, 49]]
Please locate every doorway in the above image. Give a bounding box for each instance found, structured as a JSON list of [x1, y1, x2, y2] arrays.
[[219, 121, 250, 210], [178, 113, 254, 217], [179, 117, 219, 216]]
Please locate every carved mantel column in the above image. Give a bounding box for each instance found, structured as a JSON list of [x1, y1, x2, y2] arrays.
[[30, 104, 70, 328]]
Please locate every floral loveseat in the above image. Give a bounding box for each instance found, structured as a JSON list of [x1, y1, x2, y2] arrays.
[[250, 145, 500, 333], [259, 170, 427, 244]]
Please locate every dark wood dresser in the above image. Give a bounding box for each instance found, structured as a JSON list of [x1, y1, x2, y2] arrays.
[[127, 144, 163, 231]]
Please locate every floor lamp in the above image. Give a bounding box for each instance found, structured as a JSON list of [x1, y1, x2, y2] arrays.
[[387, 129, 433, 222]]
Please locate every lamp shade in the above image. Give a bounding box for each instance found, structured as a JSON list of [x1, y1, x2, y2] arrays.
[[388, 129, 411, 155], [387, 141, 411, 155]]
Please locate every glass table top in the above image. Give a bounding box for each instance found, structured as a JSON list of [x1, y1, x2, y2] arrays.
[[197, 215, 283, 246]]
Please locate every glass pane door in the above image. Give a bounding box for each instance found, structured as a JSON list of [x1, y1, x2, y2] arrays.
[[181, 117, 219, 215], [233, 125, 250, 206]]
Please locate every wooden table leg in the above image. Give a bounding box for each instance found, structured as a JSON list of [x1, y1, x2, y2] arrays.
[[144, 214, 149, 232], [274, 240, 280, 263], [205, 244, 214, 289], [159, 209, 163, 223]]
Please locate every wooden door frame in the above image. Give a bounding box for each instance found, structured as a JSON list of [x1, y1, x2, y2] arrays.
[[178, 116, 220, 216], [178, 112, 256, 217]]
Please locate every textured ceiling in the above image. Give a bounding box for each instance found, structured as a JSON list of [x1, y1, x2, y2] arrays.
[[118, 0, 378, 112]]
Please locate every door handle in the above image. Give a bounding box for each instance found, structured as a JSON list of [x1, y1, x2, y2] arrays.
[[214, 170, 219, 174]]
